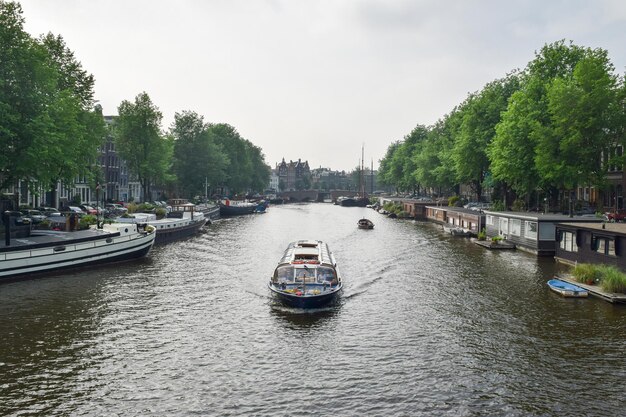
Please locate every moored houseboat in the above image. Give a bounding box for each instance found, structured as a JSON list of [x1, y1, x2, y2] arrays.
[[0, 222, 156, 282], [482, 211, 603, 256], [268, 240, 342, 308], [219, 199, 257, 216], [117, 199, 207, 244]]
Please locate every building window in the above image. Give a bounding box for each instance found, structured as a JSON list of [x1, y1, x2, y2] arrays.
[[560, 231, 578, 252], [525, 221, 538, 240], [486, 215, 494, 226]]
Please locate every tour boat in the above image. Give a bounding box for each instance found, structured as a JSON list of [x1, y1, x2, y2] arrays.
[[0, 222, 156, 282], [357, 218, 374, 229], [547, 278, 589, 298], [268, 240, 342, 308], [219, 199, 257, 216]]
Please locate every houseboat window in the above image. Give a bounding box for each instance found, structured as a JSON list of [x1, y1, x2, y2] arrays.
[[538, 223, 556, 241], [524, 221, 538, 240], [596, 238, 606, 255], [275, 266, 294, 283], [317, 267, 335, 283], [594, 237, 616, 256], [500, 218, 509, 236], [560, 231, 578, 252], [510, 219, 521, 236]]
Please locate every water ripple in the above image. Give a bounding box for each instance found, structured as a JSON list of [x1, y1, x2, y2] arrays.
[[1, 204, 625, 416]]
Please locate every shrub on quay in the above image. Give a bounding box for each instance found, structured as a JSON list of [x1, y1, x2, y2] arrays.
[[573, 263, 626, 293], [597, 265, 626, 294], [573, 263, 602, 285]]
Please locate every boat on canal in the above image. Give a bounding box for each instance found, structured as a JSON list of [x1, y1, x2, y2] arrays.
[[547, 278, 589, 298], [358, 218, 374, 229], [0, 222, 156, 281], [443, 225, 472, 237], [219, 199, 257, 216], [116, 199, 207, 245], [268, 240, 342, 308]]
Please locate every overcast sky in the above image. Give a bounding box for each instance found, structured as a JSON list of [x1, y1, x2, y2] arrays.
[[17, 0, 626, 171]]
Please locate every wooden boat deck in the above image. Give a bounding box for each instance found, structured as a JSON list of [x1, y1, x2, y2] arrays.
[[557, 275, 626, 304], [1, 228, 121, 251]]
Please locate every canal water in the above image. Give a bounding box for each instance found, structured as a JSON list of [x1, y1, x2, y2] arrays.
[[1, 203, 624, 416]]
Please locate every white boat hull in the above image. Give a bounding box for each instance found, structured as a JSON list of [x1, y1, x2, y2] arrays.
[[0, 224, 156, 281]]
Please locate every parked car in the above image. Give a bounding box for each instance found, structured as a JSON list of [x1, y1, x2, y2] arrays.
[[606, 209, 626, 222], [105, 203, 128, 216], [80, 205, 98, 215], [20, 209, 46, 224], [37, 206, 62, 217], [1, 211, 31, 237], [67, 206, 84, 214]]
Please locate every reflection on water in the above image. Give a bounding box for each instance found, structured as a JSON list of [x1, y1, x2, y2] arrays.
[[1, 203, 625, 416]]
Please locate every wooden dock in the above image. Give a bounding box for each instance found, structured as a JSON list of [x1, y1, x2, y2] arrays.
[[557, 275, 626, 304]]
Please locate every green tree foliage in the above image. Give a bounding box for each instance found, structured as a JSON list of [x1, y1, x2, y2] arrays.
[[540, 48, 618, 189], [423, 114, 460, 194], [0, 1, 103, 193], [452, 74, 520, 200], [171, 111, 229, 199], [491, 40, 620, 199], [377, 141, 401, 189], [115, 92, 172, 202], [208, 123, 270, 194]]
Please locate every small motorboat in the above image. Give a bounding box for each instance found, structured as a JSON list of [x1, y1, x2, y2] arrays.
[[443, 225, 471, 237], [268, 240, 342, 308], [357, 218, 374, 229], [547, 279, 589, 298]]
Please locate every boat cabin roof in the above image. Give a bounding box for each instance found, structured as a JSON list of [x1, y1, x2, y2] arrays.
[[278, 240, 334, 266]]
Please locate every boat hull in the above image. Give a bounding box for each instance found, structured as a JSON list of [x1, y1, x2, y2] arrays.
[[219, 203, 256, 216], [268, 283, 341, 308], [152, 218, 207, 244], [0, 225, 156, 282], [547, 279, 588, 297]]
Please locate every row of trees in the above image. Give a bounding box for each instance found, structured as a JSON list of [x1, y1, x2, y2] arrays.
[[378, 40, 626, 208], [114, 93, 270, 200], [0, 1, 105, 200], [0, 1, 269, 204]]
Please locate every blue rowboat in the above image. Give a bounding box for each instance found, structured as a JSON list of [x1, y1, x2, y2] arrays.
[[547, 279, 589, 298]]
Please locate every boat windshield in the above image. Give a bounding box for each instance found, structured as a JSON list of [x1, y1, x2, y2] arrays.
[[275, 265, 294, 283], [317, 267, 335, 283], [295, 267, 316, 283]]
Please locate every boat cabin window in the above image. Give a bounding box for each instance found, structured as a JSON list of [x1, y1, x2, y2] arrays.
[[275, 266, 294, 283], [294, 254, 318, 261], [295, 268, 316, 283], [317, 267, 335, 283]]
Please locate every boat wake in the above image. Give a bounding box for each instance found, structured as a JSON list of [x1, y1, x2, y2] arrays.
[[343, 275, 383, 299]]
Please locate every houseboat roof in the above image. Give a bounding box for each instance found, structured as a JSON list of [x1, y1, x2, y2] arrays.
[[557, 222, 626, 234], [425, 206, 486, 216], [482, 210, 604, 222]]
